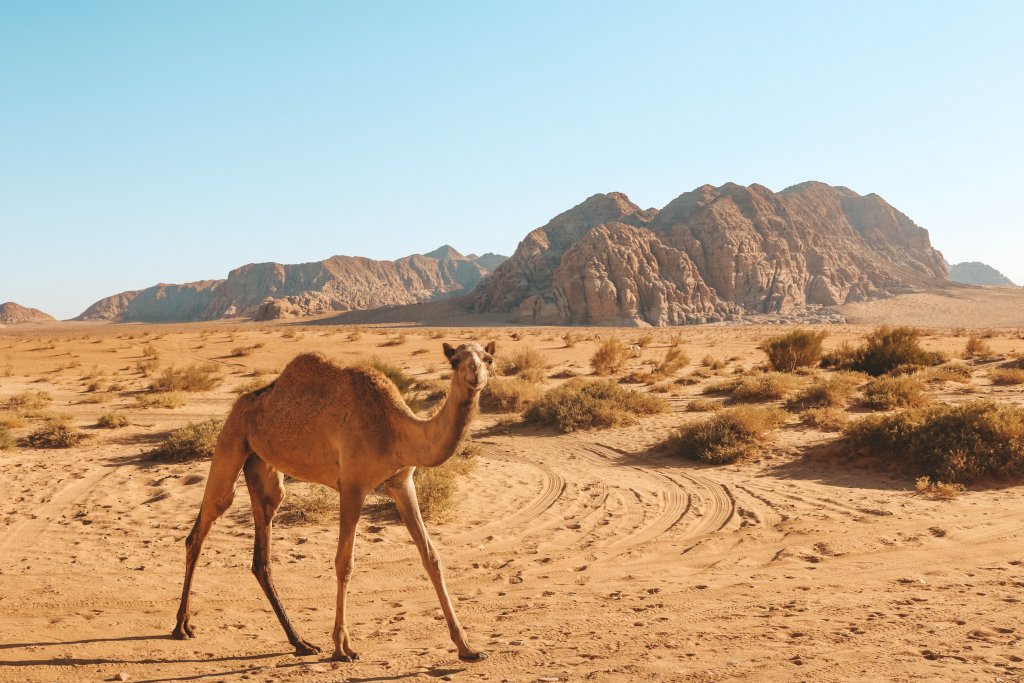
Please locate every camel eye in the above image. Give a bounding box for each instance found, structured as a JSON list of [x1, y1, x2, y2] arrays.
[[484, 355, 494, 367]]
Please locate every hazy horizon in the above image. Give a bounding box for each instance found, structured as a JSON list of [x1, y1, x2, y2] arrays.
[[2, 1, 1022, 319]]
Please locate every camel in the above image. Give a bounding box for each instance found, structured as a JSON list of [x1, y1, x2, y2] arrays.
[[172, 341, 495, 662]]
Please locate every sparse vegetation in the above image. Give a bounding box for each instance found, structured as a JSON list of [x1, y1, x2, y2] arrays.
[[412, 444, 478, 520], [687, 398, 725, 412], [24, 421, 89, 448], [498, 346, 548, 382], [785, 373, 862, 410], [147, 418, 224, 462], [524, 379, 667, 432], [919, 363, 973, 384], [379, 333, 408, 347], [480, 377, 541, 413], [233, 377, 274, 394], [730, 372, 798, 403], [651, 347, 689, 377], [357, 357, 416, 396], [97, 411, 130, 429], [820, 326, 934, 376], [278, 484, 336, 526], [962, 335, 992, 358], [800, 406, 848, 431], [0, 426, 14, 450], [844, 401, 1024, 483], [591, 337, 629, 375], [6, 390, 52, 410], [759, 329, 828, 372], [562, 332, 581, 348], [230, 342, 264, 357], [860, 375, 930, 410], [150, 364, 222, 392], [135, 391, 186, 409], [662, 405, 787, 464], [914, 476, 964, 500], [990, 368, 1024, 386]]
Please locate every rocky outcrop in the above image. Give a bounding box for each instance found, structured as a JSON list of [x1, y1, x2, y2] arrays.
[[0, 302, 56, 324], [77, 247, 505, 322], [947, 261, 1015, 286], [474, 182, 948, 325]]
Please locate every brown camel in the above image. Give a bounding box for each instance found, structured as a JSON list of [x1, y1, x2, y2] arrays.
[[172, 341, 495, 662]]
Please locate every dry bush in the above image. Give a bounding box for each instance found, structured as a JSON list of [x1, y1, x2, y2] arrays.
[[701, 377, 742, 395], [800, 406, 848, 431], [498, 346, 548, 382], [759, 329, 828, 372], [635, 334, 653, 348], [412, 446, 478, 521], [233, 377, 274, 394], [24, 421, 89, 449], [379, 334, 408, 347], [821, 326, 934, 376], [962, 335, 992, 358], [142, 343, 160, 358], [0, 426, 14, 451], [843, 401, 1024, 483], [135, 391, 186, 409], [148, 418, 224, 462], [97, 411, 130, 429], [357, 357, 416, 396], [524, 379, 667, 433], [730, 372, 798, 403], [687, 398, 725, 413], [701, 355, 726, 370], [231, 343, 264, 357], [990, 368, 1024, 386], [562, 332, 581, 348], [480, 377, 541, 413], [920, 363, 973, 384], [914, 476, 964, 500], [6, 390, 52, 410], [0, 411, 27, 429], [591, 337, 629, 375], [668, 331, 683, 348], [136, 357, 161, 377], [860, 375, 930, 410], [278, 484, 336, 526], [662, 405, 787, 464], [785, 373, 861, 410], [78, 392, 115, 405], [150, 364, 222, 392], [651, 347, 689, 377]]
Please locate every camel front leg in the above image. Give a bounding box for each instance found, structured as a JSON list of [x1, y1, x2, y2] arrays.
[[386, 474, 484, 661], [332, 485, 366, 662]]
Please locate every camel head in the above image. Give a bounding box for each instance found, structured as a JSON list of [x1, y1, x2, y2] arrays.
[[443, 341, 496, 393]]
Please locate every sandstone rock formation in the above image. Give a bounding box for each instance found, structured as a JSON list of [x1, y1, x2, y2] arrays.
[[474, 182, 948, 325], [77, 247, 503, 322], [0, 302, 56, 324], [947, 261, 1016, 286]]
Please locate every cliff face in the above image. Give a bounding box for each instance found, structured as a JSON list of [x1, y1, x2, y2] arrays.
[[474, 182, 948, 325], [0, 302, 56, 324], [76, 247, 503, 322], [947, 261, 1016, 286]]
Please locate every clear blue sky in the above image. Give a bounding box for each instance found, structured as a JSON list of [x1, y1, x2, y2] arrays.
[[2, 1, 1021, 319]]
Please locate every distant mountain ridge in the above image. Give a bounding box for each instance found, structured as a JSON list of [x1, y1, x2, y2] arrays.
[[0, 302, 56, 324], [473, 182, 949, 326], [76, 247, 507, 322], [947, 261, 1015, 286]]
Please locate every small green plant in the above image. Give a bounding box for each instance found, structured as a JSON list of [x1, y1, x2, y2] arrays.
[[524, 379, 667, 432], [591, 337, 629, 376], [662, 406, 787, 464], [148, 418, 224, 462], [759, 329, 828, 372], [860, 375, 930, 410]]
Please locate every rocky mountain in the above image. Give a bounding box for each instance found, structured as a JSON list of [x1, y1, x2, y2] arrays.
[[473, 182, 948, 326], [0, 302, 56, 324], [77, 247, 504, 322], [947, 261, 1015, 286]]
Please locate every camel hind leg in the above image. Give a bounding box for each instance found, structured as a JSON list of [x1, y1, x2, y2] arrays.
[[243, 455, 321, 656], [172, 430, 248, 640]]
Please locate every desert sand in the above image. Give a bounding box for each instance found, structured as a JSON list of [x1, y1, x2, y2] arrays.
[[1, 305, 1023, 682]]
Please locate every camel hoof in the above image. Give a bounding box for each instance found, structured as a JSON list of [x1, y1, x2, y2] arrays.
[[171, 623, 195, 640], [459, 650, 487, 662], [293, 640, 321, 656], [331, 651, 360, 662]]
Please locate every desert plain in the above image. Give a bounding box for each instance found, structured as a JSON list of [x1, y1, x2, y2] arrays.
[[1, 288, 1024, 683]]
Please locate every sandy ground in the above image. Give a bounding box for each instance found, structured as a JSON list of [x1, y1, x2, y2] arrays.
[[1, 308, 1023, 682], [838, 286, 1024, 329]]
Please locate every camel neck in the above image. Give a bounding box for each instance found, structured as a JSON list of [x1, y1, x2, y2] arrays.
[[410, 380, 478, 468]]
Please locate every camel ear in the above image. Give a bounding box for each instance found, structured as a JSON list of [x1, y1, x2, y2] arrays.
[[485, 341, 496, 356], [443, 342, 458, 367]]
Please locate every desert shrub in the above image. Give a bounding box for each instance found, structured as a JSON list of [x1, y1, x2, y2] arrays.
[[701, 355, 726, 370], [591, 337, 629, 375], [843, 401, 1024, 483], [412, 446, 478, 521], [915, 476, 964, 500], [687, 398, 725, 412], [230, 343, 264, 357], [785, 373, 861, 410], [820, 326, 933, 376], [962, 335, 992, 358], [0, 410, 27, 429], [701, 377, 741, 395], [635, 334, 653, 348], [662, 406, 787, 464], [148, 418, 223, 462], [800, 406, 848, 431], [498, 347, 548, 382], [96, 411, 130, 429], [24, 421, 89, 448], [524, 379, 667, 433], [135, 391, 186, 409], [480, 377, 541, 413], [278, 484, 336, 526], [233, 377, 275, 394], [920, 363, 973, 384], [759, 329, 828, 372], [142, 342, 160, 358], [668, 331, 683, 348], [0, 426, 14, 450], [730, 372, 798, 403], [990, 368, 1024, 386], [562, 333, 581, 348], [861, 375, 930, 410], [652, 347, 689, 377], [357, 357, 416, 395], [379, 334, 408, 347], [78, 392, 114, 405], [150, 364, 222, 392], [6, 390, 52, 410], [136, 357, 161, 377]]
